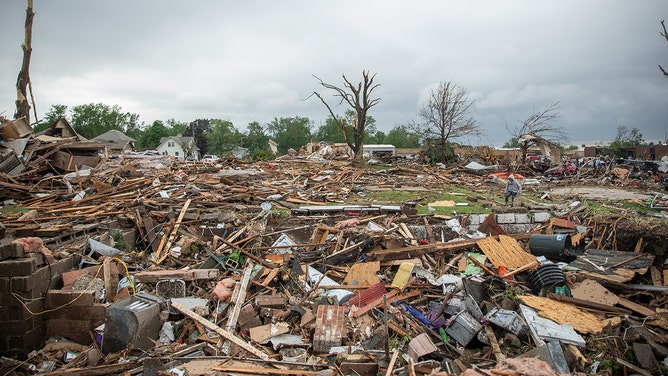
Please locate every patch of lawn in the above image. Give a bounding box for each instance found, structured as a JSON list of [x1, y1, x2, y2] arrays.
[[358, 186, 492, 216]]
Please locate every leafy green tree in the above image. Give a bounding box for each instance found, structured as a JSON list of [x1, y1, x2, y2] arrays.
[[266, 116, 312, 154], [166, 119, 188, 135], [34, 104, 68, 133], [315, 116, 347, 143], [243, 121, 271, 155], [316, 111, 382, 144], [502, 137, 519, 148], [183, 119, 212, 155], [609, 126, 644, 157], [385, 125, 421, 148], [137, 120, 171, 149], [206, 119, 244, 156], [70, 103, 139, 139], [367, 130, 386, 144]]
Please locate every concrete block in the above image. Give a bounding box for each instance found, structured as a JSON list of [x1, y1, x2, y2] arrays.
[[502, 224, 536, 234], [0, 242, 24, 260], [45, 289, 95, 308], [8, 326, 44, 358], [468, 215, 480, 226], [478, 214, 490, 224], [10, 264, 50, 291], [0, 316, 44, 336], [46, 318, 99, 345], [514, 213, 531, 224], [0, 298, 43, 321], [533, 212, 552, 223], [495, 213, 516, 224], [11, 278, 50, 300], [0, 257, 38, 277], [45, 303, 106, 322]]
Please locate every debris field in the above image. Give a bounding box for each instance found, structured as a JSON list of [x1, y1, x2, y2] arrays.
[[1, 121, 668, 376]]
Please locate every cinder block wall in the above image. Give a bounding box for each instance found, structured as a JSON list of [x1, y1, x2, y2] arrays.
[[0, 242, 78, 358]]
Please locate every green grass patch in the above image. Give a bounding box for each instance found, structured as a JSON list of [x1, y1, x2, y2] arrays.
[[357, 186, 492, 216], [583, 199, 663, 217], [0, 205, 29, 216]]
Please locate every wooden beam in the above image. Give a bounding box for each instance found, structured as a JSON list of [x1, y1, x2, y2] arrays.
[[171, 301, 269, 360], [155, 198, 191, 263], [39, 362, 138, 376], [212, 366, 318, 375]]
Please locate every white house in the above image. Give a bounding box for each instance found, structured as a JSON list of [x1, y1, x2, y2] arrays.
[[156, 136, 199, 160]]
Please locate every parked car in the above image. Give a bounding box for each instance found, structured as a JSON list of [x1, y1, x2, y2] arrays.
[[201, 155, 220, 163]]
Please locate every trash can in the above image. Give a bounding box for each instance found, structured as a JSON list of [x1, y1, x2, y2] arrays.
[[528, 234, 576, 261]]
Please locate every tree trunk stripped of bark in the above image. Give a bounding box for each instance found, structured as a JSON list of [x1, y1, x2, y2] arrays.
[[15, 0, 34, 124]]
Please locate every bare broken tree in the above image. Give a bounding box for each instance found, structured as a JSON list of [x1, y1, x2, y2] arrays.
[[15, 0, 35, 124], [507, 102, 568, 164], [415, 81, 481, 164], [311, 70, 381, 167], [660, 20, 668, 78]]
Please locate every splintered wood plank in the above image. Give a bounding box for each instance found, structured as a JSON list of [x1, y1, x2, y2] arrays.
[[212, 366, 317, 375], [519, 295, 604, 334], [172, 302, 268, 359], [617, 297, 657, 317], [476, 235, 536, 270]]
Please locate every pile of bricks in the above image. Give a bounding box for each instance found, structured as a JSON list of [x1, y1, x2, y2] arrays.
[[0, 241, 77, 357]]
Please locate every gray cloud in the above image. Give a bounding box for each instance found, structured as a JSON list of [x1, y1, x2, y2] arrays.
[[1, 0, 667, 146]]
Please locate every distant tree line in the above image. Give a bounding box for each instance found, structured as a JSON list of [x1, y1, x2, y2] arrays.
[[32, 102, 423, 160]]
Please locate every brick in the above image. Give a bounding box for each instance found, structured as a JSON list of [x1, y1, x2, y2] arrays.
[[0, 241, 25, 260], [45, 289, 95, 308], [514, 213, 530, 224], [313, 305, 346, 353], [254, 294, 287, 308], [0, 276, 9, 291], [237, 304, 259, 327], [0, 257, 38, 277], [61, 262, 120, 286], [533, 212, 551, 223], [495, 213, 516, 224]]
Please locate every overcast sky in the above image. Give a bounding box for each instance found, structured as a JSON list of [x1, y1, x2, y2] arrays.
[[1, 1, 667, 146]]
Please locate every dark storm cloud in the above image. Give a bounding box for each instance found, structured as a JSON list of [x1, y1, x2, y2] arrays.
[[1, 0, 667, 145]]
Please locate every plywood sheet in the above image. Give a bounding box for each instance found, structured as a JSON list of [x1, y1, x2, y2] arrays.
[[519, 295, 604, 334], [571, 279, 619, 306], [342, 261, 380, 287], [476, 235, 536, 270]]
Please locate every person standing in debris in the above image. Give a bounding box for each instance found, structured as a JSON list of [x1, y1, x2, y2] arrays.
[[504, 174, 522, 206]]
